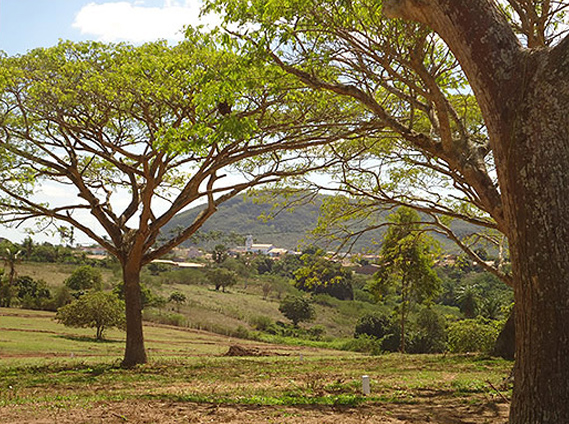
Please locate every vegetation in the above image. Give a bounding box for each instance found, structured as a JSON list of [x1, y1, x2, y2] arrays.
[[279, 294, 316, 326], [370, 208, 440, 353], [294, 247, 354, 300], [205, 1, 569, 420], [0, 307, 512, 423], [64, 265, 103, 292], [0, 32, 349, 366], [56, 291, 125, 341]]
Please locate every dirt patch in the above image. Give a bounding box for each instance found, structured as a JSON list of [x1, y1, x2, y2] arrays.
[[224, 344, 288, 357], [0, 400, 509, 424]]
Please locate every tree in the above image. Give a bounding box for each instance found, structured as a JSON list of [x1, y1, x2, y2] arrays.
[[56, 291, 125, 341], [0, 35, 351, 366], [372, 207, 440, 352], [293, 248, 354, 300], [0, 244, 21, 307], [206, 266, 237, 292], [168, 291, 186, 311], [455, 283, 480, 319], [65, 265, 103, 292], [278, 294, 315, 326], [211, 244, 228, 264], [207, 0, 569, 419]]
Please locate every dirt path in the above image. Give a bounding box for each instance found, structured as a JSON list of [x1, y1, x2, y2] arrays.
[[1, 399, 509, 424]]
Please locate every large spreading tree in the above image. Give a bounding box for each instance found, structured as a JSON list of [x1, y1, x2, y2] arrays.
[[207, 0, 569, 421], [0, 33, 357, 366]]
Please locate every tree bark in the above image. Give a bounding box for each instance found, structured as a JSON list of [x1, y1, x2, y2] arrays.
[[121, 258, 147, 367], [384, 1, 569, 422], [492, 307, 515, 360], [502, 49, 569, 423]]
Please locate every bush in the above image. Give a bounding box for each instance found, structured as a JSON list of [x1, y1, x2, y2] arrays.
[[306, 325, 326, 341], [56, 291, 125, 340], [249, 315, 274, 332], [447, 318, 500, 353], [143, 309, 187, 327], [278, 294, 315, 326], [408, 307, 448, 354], [354, 312, 400, 352], [341, 334, 383, 355]]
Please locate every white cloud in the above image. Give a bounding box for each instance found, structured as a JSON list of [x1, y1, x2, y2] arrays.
[[72, 0, 218, 43]]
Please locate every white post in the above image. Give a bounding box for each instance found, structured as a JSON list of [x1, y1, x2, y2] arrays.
[[362, 375, 370, 395]]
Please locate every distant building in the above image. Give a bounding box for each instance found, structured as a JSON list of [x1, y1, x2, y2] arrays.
[[230, 235, 288, 256]]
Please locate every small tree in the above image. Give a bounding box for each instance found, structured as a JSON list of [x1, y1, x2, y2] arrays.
[[168, 291, 187, 312], [373, 207, 441, 353], [65, 265, 103, 292], [278, 294, 315, 327], [0, 244, 22, 307], [206, 267, 238, 292], [56, 291, 125, 341]]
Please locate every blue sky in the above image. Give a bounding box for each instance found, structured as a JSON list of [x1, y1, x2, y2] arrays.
[[0, 0, 213, 55]]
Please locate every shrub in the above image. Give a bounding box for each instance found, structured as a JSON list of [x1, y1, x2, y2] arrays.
[[408, 307, 448, 354], [341, 334, 383, 355], [354, 312, 400, 352], [249, 315, 274, 332], [447, 318, 500, 353], [143, 309, 188, 327], [278, 294, 315, 326], [206, 267, 238, 292], [307, 325, 326, 341]]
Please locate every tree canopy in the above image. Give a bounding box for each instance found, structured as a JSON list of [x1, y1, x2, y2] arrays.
[[205, 1, 569, 421], [0, 32, 362, 366]]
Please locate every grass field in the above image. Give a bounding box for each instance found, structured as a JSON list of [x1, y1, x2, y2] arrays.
[[0, 307, 512, 423]]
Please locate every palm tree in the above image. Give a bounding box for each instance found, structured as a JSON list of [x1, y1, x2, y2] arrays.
[[1, 246, 22, 307]]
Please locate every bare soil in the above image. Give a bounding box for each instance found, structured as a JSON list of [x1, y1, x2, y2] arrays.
[[0, 399, 509, 424]]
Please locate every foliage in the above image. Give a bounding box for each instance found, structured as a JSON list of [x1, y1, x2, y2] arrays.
[[13, 275, 52, 310], [65, 265, 103, 292], [354, 312, 399, 352], [408, 307, 448, 354], [211, 244, 228, 264], [168, 291, 187, 312], [294, 248, 354, 300], [56, 291, 125, 340], [206, 266, 238, 292], [447, 318, 500, 354], [113, 281, 165, 309], [372, 207, 441, 352], [0, 33, 350, 365], [168, 291, 187, 305], [249, 314, 274, 332], [278, 294, 316, 326], [341, 334, 384, 356]]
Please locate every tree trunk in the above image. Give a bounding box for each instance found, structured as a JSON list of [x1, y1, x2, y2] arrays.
[[383, 2, 569, 421], [500, 51, 569, 423], [121, 259, 147, 367], [492, 307, 515, 360]]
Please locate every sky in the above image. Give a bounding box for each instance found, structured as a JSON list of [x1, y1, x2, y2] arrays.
[[0, 0, 217, 244], [0, 0, 216, 55]]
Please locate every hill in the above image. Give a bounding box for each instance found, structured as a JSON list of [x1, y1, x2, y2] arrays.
[[163, 193, 324, 250], [163, 193, 480, 252]]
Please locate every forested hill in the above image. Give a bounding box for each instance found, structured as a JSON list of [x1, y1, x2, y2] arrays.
[[163, 194, 324, 250], [163, 193, 478, 252]]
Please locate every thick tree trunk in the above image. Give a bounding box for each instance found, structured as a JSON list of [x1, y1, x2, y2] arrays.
[[492, 307, 515, 360], [501, 51, 569, 423], [121, 259, 147, 367], [383, 2, 569, 421]]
